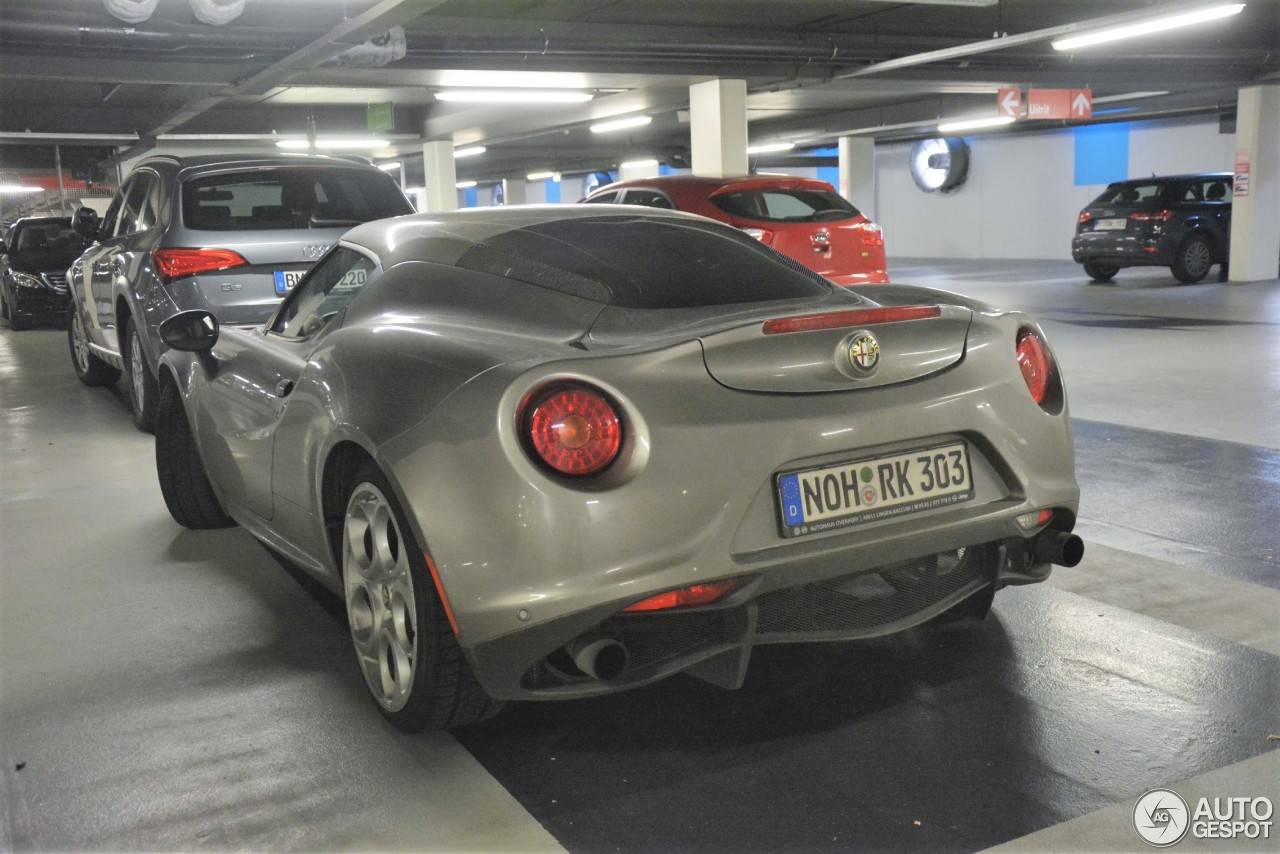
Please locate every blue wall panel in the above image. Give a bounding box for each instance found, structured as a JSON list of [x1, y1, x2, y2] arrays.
[[1074, 123, 1130, 186]]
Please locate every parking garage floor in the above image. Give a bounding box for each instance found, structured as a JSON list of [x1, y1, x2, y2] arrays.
[[2, 260, 1277, 852]]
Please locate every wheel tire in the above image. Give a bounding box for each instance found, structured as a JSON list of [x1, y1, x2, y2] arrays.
[[1, 293, 9, 319], [342, 461, 503, 731], [155, 375, 236, 530], [1172, 235, 1213, 284], [68, 305, 121, 387], [124, 316, 158, 432], [1082, 262, 1119, 283]]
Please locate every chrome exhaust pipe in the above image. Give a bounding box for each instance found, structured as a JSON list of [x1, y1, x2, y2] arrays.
[[1034, 530, 1085, 568], [566, 634, 629, 681]]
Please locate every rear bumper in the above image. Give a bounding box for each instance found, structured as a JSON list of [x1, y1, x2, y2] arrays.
[[1071, 231, 1174, 266], [468, 524, 1076, 701]]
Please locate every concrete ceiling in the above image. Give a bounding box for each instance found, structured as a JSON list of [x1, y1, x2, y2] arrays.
[[0, 0, 1276, 184]]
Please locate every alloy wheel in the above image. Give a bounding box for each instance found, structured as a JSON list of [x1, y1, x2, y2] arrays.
[[1183, 241, 1211, 278], [71, 312, 91, 374], [129, 326, 146, 409], [343, 482, 419, 712]]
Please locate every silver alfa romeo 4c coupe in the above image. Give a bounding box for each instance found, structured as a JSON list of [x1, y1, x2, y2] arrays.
[[153, 206, 1083, 731]]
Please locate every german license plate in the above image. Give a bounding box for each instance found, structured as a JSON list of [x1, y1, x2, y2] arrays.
[[274, 270, 306, 294], [776, 441, 973, 538], [1096, 218, 1127, 230]]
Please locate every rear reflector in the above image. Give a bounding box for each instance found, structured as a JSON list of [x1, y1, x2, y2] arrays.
[[153, 248, 250, 284], [762, 305, 940, 335], [622, 579, 737, 613]]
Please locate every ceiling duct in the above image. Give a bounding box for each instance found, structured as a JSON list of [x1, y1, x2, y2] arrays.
[[324, 27, 407, 68]]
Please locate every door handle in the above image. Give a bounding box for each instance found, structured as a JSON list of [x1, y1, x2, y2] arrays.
[[275, 378, 295, 398]]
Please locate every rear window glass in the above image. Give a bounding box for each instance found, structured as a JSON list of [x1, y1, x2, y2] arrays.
[[1092, 182, 1167, 205], [182, 167, 412, 231], [710, 188, 860, 223], [454, 216, 830, 309]]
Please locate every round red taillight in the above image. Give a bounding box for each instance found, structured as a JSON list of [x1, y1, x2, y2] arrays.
[[1016, 329, 1051, 405], [522, 385, 622, 476]]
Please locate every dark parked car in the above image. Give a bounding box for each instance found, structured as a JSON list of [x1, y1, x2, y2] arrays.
[[1072, 172, 1232, 284], [582, 175, 889, 286], [1, 216, 88, 329], [67, 153, 413, 430]]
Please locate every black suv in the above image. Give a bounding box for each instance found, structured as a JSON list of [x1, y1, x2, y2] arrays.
[[1072, 172, 1232, 284]]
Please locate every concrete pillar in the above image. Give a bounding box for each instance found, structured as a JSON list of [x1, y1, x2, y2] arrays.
[[502, 178, 526, 206], [1228, 85, 1280, 282], [689, 79, 748, 177], [421, 139, 458, 212], [619, 160, 661, 182], [838, 136, 876, 221]]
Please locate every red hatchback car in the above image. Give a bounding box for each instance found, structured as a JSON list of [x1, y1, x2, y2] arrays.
[[581, 174, 888, 285]]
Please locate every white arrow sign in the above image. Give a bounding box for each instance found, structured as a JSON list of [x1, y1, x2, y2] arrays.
[[993, 88, 1024, 118], [1071, 90, 1092, 117]]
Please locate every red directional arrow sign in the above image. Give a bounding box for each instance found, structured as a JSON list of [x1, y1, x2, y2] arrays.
[[998, 88, 1022, 118]]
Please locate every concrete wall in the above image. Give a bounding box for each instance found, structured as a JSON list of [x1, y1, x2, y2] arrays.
[[875, 116, 1236, 260]]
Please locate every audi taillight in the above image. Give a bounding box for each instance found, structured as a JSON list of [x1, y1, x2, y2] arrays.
[[152, 248, 249, 284], [1077, 211, 1093, 225], [520, 384, 623, 477], [1016, 329, 1052, 406], [623, 579, 738, 613], [1130, 210, 1174, 222]]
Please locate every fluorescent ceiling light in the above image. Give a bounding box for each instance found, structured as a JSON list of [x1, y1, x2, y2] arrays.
[[1052, 3, 1244, 51], [276, 138, 390, 150], [747, 142, 796, 154], [0, 184, 43, 193], [1092, 91, 1170, 104], [456, 180, 477, 189], [453, 145, 486, 158], [527, 171, 561, 181], [404, 187, 423, 194], [435, 89, 593, 103], [591, 115, 652, 134], [438, 71, 591, 89], [377, 161, 401, 172], [621, 159, 659, 169], [937, 115, 1015, 133]]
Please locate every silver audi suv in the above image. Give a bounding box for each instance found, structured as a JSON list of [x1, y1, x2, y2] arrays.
[[66, 153, 413, 430]]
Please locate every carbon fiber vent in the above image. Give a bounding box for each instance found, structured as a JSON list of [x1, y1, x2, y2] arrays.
[[756, 545, 992, 638]]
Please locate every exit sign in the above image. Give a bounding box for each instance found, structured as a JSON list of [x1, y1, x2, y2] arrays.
[[1026, 89, 1092, 120]]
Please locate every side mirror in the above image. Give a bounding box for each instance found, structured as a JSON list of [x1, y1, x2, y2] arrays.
[[71, 207, 101, 240], [160, 310, 220, 353]]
